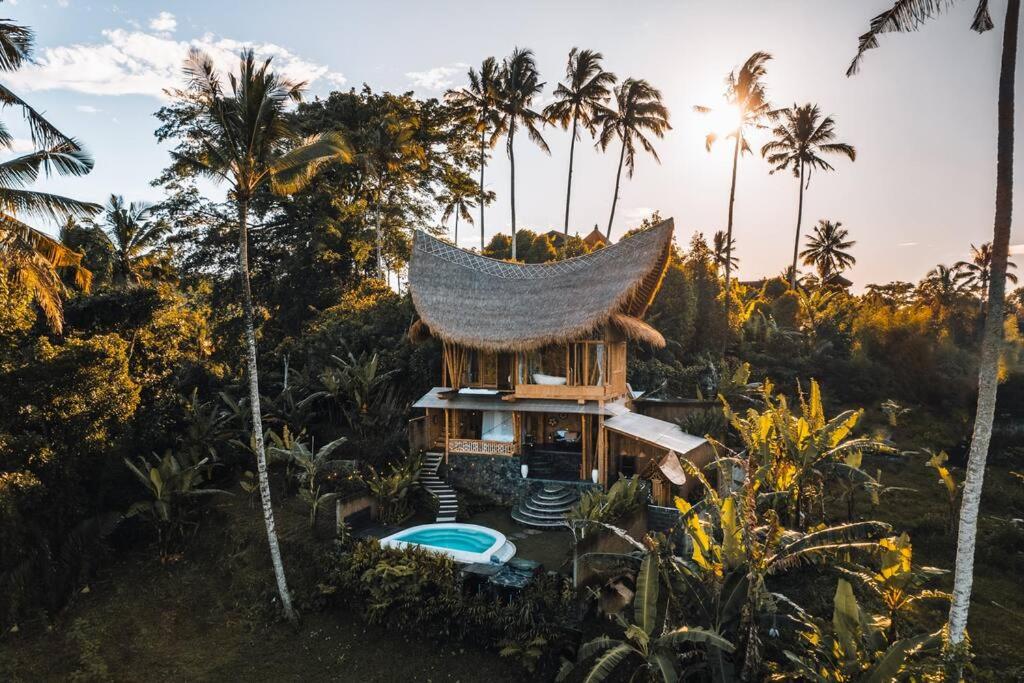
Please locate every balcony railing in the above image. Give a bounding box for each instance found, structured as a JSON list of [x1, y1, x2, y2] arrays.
[[448, 438, 516, 456]]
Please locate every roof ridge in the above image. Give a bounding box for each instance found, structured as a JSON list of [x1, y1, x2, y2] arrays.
[[413, 219, 673, 281]]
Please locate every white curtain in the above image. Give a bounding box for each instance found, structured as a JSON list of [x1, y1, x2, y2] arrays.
[[481, 411, 514, 442]]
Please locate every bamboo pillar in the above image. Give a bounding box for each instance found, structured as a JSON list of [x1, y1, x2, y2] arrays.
[[597, 400, 607, 488], [444, 408, 450, 464]]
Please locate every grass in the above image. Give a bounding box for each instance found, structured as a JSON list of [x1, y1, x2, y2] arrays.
[[0, 491, 522, 682]]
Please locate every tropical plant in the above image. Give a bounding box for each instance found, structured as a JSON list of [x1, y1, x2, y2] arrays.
[[177, 389, 239, 467], [848, 2, 1015, 653], [916, 263, 972, 312], [362, 454, 421, 525], [721, 379, 893, 528], [568, 475, 647, 526], [594, 78, 671, 238], [320, 351, 401, 438], [800, 220, 856, 281], [834, 532, 949, 640], [123, 451, 230, 555], [267, 427, 349, 529], [561, 553, 735, 683], [955, 241, 1019, 309], [353, 112, 425, 274], [438, 168, 480, 246], [712, 230, 739, 276], [0, 18, 99, 331], [761, 104, 856, 289], [781, 579, 942, 681], [925, 450, 963, 535], [493, 47, 549, 261], [89, 195, 170, 287], [170, 47, 352, 622], [696, 51, 773, 296], [446, 56, 505, 249], [543, 47, 616, 234]]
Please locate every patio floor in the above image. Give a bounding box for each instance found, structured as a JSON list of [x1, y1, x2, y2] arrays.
[[465, 508, 574, 573]]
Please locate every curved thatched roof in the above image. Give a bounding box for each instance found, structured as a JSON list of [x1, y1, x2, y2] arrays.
[[408, 218, 674, 352]]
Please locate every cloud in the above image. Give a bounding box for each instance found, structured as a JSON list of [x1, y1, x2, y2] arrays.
[[897, 241, 919, 247], [1010, 243, 1024, 255], [405, 64, 467, 92], [75, 104, 101, 113], [6, 138, 35, 153], [5, 27, 344, 99], [57, 0, 69, 7], [148, 11, 177, 33]]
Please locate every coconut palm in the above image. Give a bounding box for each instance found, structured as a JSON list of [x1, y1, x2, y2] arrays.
[[438, 170, 480, 246], [173, 48, 351, 623], [0, 18, 100, 331], [91, 195, 169, 287], [543, 48, 616, 235], [917, 263, 972, 311], [594, 78, 671, 239], [849, 2, 1016, 653], [353, 113, 424, 276], [955, 241, 1019, 308], [712, 229, 739, 274], [760, 104, 856, 289], [800, 220, 856, 281], [695, 51, 774, 296], [445, 57, 504, 250], [493, 47, 549, 261]]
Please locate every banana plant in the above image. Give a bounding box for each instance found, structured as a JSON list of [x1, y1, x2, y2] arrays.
[[833, 532, 949, 640], [178, 388, 240, 467], [267, 426, 349, 528], [124, 451, 231, 554], [722, 379, 895, 528], [361, 454, 421, 525], [780, 579, 941, 682], [925, 450, 962, 534], [561, 553, 735, 683]]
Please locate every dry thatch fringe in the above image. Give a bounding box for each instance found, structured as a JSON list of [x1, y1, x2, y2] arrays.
[[407, 219, 674, 353], [609, 313, 665, 348], [407, 318, 431, 344]]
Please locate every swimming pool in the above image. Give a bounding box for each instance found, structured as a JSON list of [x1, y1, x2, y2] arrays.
[[380, 523, 516, 564]]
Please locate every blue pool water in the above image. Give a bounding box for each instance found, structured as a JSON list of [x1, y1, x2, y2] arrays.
[[394, 527, 497, 553]]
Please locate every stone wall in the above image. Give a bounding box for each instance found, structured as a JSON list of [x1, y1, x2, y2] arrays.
[[444, 453, 525, 506]]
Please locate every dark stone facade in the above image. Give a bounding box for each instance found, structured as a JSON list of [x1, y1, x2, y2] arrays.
[[444, 453, 603, 506], [444, 453, 525, 506]]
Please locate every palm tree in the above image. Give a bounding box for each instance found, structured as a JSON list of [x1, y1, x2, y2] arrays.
[[354, 114, 424, 276], [917, 263, 971, 311], [438, 170, 479, 246], [848, 0, 1016, 655], [445, 57, 504, 250], [91, 195, 169, 287], [543, 48, 616, 235], [712, 229, 739, 274], [174, 48, 351, 623], [493, 47, 548, 261], [955, 242, 1019, 309], [800, 219, 856, 281], [0, 18, 99, 331], [760, 103, 856, 289], [595, 78, 671, 239], [696, 51, 773, 296]]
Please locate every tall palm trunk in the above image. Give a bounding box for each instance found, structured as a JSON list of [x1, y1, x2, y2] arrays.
[[790, 158, 805, 289], [563, 113, 579, 235], [606, 136, 627, 239], [725, 131, 741, 311], [948, 0, 1019, 653], [479, 129, 486, 250], [237, 198, 297, 624], [509, 127, 517, 261], [453, 209, 459, 246], [375, 179, 384, 277]]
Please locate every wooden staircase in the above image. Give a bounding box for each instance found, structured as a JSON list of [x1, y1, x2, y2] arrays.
[[419, 452, 458, 522]]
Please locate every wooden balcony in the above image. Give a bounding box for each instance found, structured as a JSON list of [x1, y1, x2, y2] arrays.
[[447, 438, 516, 456]]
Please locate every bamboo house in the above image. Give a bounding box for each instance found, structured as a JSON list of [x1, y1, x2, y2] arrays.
[[407, 218, 712, 515]]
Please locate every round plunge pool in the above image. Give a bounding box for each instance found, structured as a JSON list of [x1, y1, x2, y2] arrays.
[[380, 523, 516, 564]]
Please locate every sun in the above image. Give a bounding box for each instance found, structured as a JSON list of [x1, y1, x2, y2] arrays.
[[703, 102, 744, 140]]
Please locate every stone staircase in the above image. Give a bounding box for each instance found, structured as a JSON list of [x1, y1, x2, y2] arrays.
[[419, 452, 458, 522], [511, 483, 579, 528]]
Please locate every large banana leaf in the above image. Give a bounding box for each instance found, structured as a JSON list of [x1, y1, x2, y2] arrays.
[[634, 553, 660, 636], [583, 643, 635, 683], [657, 626, 735, 653], [863, 631, 940, 683]]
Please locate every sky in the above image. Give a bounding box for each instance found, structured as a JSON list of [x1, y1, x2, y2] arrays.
[[5, 0, 1023, 287]]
